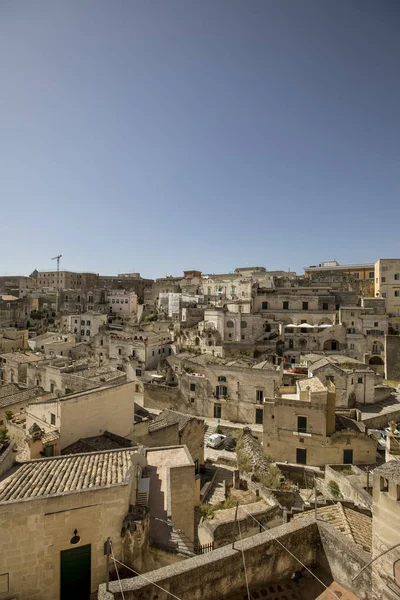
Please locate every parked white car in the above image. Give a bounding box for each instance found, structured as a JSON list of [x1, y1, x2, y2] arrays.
[[206, 433, 227, 449]]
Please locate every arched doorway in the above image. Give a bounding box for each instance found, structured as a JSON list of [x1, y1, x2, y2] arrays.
[[369, 355, 385, 375], [323, 339, 340, 351]]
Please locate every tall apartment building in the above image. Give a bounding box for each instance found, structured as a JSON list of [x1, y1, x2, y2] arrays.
[[31, 270, 99, 291]]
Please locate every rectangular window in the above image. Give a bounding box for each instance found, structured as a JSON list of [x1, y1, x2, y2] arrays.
[[214, 404, 222, 419], [262, 301, 268, 310], [136, 369, 141, 377], [256, 389, 263, 404], [302, 302, 309, 310], [322, 303, 328, 310], [397, 485, 400, 501], [190, 383, 196, 392], [50, 412, 56, 425], [297, 416, 307, 433], [382, 277, 386, 283], [354, 273, 359, 279], [255, 408, 263, 425], [369, 272, 374, 279], [374, 322, 379, 327], [283, 301, 289, 310], [50, 383, 55, 393], [395, 274, 400, 281], [358, 377, 363, 384], [395, 291, 400, 297]]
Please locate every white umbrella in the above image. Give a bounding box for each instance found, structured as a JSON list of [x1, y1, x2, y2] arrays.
[[318, 324, 333, 328]]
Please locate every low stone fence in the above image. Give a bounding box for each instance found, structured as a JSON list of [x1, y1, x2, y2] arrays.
[[198, 501, 282, 549], [362, 407, 400, 430], [99, 518, 320, 600]]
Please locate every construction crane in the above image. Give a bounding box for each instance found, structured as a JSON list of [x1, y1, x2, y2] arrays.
[[51, 254, 62, 272]]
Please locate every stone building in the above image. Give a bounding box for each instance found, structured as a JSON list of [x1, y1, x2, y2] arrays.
[[0, 352, 43, 384], [31, 269, 99, 291], [0, 275, 36, 298], [0, 384, 53, 427], [0, 447, 148, 599], [304, 261, 375, 296], [0, 294, 30, 328], [132, 409, 205, 468], [26, 358, 126, 396], [58, 288, 108, 314], [306, 354, 377, 407], [263, 377, 377, 466], [0, 328, 28, 353], [64, 312, 107, 342], [10, 381, 136, 458], [166, 352, 282, 424], [371, 461, 400, 599], [106, 291, 138, 317], [99, 272, 153, 303], [93, 328, 173, 371], [375, 258, 400, 319]]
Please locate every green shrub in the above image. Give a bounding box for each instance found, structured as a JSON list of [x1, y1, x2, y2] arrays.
[[328, 480, 341, 498]]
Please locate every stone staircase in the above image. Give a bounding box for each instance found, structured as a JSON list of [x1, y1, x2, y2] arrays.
[[207, 466, 234, 505]]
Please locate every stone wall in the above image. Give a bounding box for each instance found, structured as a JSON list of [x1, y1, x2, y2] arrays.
[[361, 408, 400, 430], [143, 383, 185, 412], [199, 502, 282, 549], [325, 465, 372, 508], [99, 518, 320, 600], [0, 443, 16, 478], [317, 521, 372, 600], [385, 335, 400, 380], [0, 483, 132, 599]]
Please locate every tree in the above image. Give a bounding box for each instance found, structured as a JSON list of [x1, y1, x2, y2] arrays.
[[5, 411, 13, 421]]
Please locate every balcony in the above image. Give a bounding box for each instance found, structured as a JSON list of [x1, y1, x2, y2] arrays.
[[366, 329, 385, 336]]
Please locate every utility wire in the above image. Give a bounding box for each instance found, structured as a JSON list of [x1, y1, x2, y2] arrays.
[[109, 541, 126, 600], [237, 518, 251, 600], [238, 505, 341, 600], [111, 555, 184, 600]]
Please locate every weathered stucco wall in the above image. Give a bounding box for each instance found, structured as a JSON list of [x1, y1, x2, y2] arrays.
[[385, 335, 400, 380], [0, 484, 132, 599]]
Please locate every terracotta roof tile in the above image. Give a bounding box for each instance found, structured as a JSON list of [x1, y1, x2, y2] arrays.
[[0, 448, 136, 503]]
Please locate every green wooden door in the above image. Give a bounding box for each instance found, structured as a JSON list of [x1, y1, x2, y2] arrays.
[[60, 544, 91, 600]]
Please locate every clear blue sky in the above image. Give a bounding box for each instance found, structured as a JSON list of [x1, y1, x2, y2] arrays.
[[1, 1, 399, 279]]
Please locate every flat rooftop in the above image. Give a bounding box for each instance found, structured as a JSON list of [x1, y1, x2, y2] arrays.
[[146, 445, 194, 468]]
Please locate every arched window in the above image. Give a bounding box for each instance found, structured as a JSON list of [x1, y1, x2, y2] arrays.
[[218, 376, 227, 382], [118, 348, 122, 355], [241, 321, 247, 328], [226, 320, 234, 328]]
